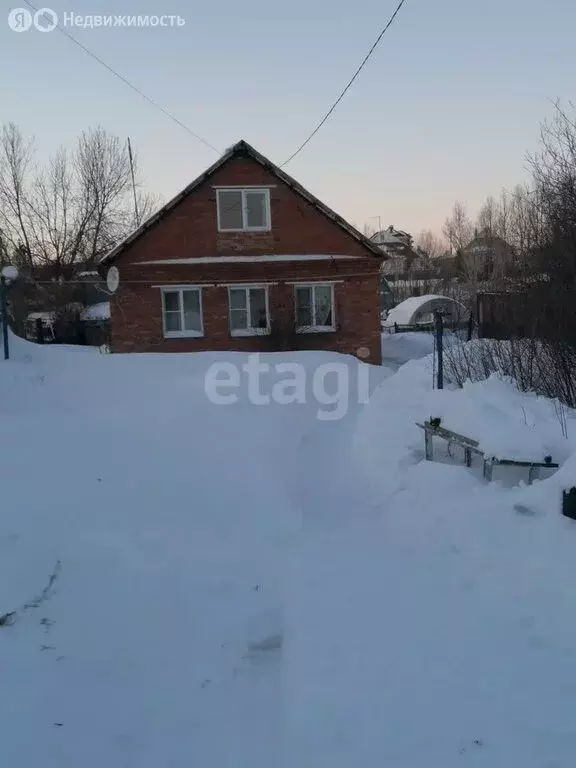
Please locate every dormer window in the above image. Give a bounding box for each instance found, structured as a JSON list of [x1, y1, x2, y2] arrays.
[[216, 188, 271, 232]]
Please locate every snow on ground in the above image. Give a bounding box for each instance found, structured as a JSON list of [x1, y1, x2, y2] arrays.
[[1, 331, 576, 767], [380, 329, 460, 372]]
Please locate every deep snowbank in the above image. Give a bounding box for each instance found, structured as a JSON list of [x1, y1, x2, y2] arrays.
[[2, 332, 576, 767], [287, 350, 576, 767]]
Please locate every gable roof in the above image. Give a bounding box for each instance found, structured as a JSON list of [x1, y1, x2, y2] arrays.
[[99, 140, 384, 265]]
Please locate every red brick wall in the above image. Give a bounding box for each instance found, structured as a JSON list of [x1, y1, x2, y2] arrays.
[[111, 153, 383, 363], [123, 156, 377, 262], [111, 274, 382, 362]]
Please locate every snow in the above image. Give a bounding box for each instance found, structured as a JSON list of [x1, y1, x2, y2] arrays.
[[1, 331, 576, 767], [80, 302, 110, 321], [136, 254, 362, 265], [27, 311, 55, 322]]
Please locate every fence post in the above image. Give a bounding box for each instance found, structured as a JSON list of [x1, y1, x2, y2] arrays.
[[394, 322, 399, 334], [434, 311, 444, 390], [36, 317, 44, 344], [467, 312, 473, 342], [562, 487, 576, 520], [1, 275, 9, 360]]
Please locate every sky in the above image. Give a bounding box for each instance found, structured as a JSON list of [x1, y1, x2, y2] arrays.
[[1, 0, 575, 240]]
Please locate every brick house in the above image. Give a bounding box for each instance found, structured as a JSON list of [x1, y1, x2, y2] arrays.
[[101, 140, 384, 363]]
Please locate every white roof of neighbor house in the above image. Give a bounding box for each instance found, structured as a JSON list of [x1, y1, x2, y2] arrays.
[[27, 311, 55, 323], [383, 295, 466, 327], [80, 302, 110, 321], [371, 228, 411, 246]]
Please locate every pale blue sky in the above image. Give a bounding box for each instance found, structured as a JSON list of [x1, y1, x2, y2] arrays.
[[2, 0, 575, 237]]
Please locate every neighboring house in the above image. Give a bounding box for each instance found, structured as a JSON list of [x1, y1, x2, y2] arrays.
[[370, 226, 414, 258], [460, 231, 516, 279], [100, 140, 384, 363], [373, 226, 434, 281], [371, 226, 438, 311]]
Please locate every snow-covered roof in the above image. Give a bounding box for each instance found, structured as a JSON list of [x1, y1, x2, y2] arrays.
[[80, 302, 110, 321], [371, 227, 411, 246], [383, 295, 467, 327], [26, 311, 55, 323]]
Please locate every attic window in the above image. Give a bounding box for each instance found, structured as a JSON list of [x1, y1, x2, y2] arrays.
[[217, 189, 271, 232]]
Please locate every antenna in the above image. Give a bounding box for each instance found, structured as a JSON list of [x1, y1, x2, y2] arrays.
[[127, 137, 140, 227]]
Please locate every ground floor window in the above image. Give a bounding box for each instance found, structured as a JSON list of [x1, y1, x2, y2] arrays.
[[229, 286, 270, 336], [161, 287, 203, 337], [294, 283, 335, 332]]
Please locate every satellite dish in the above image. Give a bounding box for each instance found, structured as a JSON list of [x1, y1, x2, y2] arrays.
[[106, 266, 120, 294], [1, 265, 19, 283]]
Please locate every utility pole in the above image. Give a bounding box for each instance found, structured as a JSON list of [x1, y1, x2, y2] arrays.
[[127, 137, 140, 226]]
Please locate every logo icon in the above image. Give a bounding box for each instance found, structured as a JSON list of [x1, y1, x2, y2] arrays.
[[8, 8, 33, 31], [34, 7, 57, 31]]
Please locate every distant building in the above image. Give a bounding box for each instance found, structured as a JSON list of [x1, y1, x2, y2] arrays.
[[460, 231, 516, 279], [370, 226, 414, 258]]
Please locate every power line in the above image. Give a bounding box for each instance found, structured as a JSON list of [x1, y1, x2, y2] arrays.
[[22, 1, 220, 154], [280, 0, 409, 167]]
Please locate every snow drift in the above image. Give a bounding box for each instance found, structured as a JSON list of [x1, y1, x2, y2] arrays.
[[1, 332, 576, 767]]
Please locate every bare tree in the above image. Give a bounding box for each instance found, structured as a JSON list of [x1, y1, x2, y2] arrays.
[[444, 102, 576, 410], [0, 123, 34, 268], [442, 200, 473, 254], [476, 195, 499, 236], [415, 229, 446, 258], [0, 123, 155, 269]]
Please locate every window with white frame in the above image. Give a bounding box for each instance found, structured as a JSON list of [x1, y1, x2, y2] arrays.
[[228, 286, 270, 336], [294, 284, 336, 332], [161, 287, 203, 337], [216, 188, 271, 232]]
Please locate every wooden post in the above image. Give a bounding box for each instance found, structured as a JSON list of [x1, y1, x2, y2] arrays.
[[464, 447, 472, 467], [527, 465, 537, 485], [424, 429, 433, 461], [35, 317, 44, 344], [483, 457, 494, 482]]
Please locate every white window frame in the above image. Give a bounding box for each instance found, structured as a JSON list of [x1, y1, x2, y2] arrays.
[[216, 188, 271, 233], [228, 285, 271, 337], [161, 286, 204, 338], [294, 283, 336, 333]]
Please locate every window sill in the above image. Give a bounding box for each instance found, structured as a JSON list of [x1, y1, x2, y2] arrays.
[[218, 227, 271, 234], [230, 328, 271, 338], [163, 331, 204, 339], [296, 326, 336, 334]]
